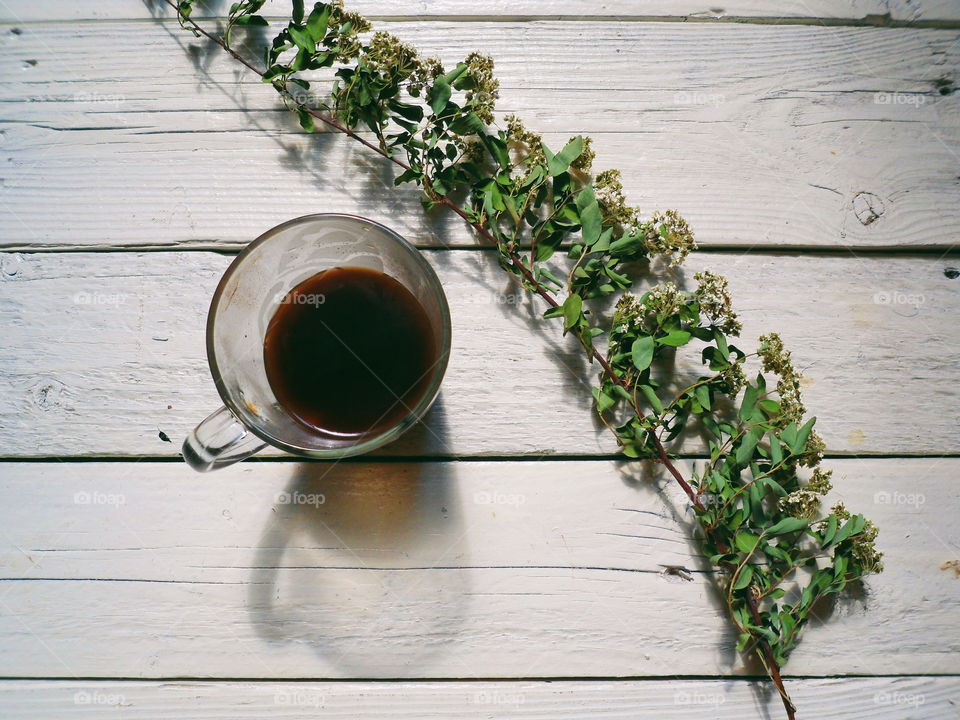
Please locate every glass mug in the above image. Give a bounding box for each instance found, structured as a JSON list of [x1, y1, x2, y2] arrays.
[[182, 214, 451, 471]]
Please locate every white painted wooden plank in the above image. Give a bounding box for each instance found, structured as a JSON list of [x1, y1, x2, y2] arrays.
[[0, 678, 956, 719], [1, 251, 957, 457], [0, 22, 957, 250], [0, 459, 956, 678], [2, 0, 959, 23]]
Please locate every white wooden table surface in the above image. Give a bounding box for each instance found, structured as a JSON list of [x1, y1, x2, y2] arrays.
[[1, 1, 959, 717]]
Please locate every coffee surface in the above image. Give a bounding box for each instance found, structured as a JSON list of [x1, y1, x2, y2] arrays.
[[264, 267, 437, 436]]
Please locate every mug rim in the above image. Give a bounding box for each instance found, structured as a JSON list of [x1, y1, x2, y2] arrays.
[[206, 212, 452, 458]]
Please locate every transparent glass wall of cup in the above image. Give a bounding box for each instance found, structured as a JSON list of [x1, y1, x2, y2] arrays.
[[182, 214, 451, 471]]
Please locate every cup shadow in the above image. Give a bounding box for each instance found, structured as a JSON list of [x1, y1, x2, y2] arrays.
[[246, 397, 470, 675]]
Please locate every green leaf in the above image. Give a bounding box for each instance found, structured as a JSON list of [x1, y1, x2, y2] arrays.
[[393, 167, 422, 186], [735, 429, 760, 467], [574, 186, 602, 246], [638, 384, 664, 414], [735, 531, 760, 554], [233, 14, 268, 25], [768, 432, 783, 465], [480, 133, 509, 167], [292, 0, 305, 24], [441, 61, 469, 86], [609, 233, 642, 256], [657, 330, 691, 347], [541, 142, 555, 170], [728, 508, 746, 532], [754, 625, 780, 645], [749, 481, 765, 524], [592, 226, 613, 253], [739, 384, 759, 421], [288, 24, 316, 54], [764, 544, 791, 563], [733, 564, 754, 590], [449, 111, 485, 135], [760, 398, 781, 414], [714, 329, 730, 361], [306, 3, 331, 41], [765, 477, 788, 497], [262, 63, 291, 82], [694, 384, 711, 411], [766, 517, 808, 536], [562, 293, 582, 334], [390, 101, 424, 122], [578, 205, 602, 249], [631, 335, 655, 372], [781, 422, 798, 451], [822, 513, 839, 546], [539, 267, 563, 288], [429, 78, 452, 114], [834, 554, 849, 580], [830, 514, 866, 548], [791, 416, 817, 455], [593, 387, 616, 413], [546, 135, 584, 176], [296, 107, 315, 132], [703, 415, 722, 439]]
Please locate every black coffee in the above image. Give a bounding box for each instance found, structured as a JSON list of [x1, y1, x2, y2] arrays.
[[263, 267, 438, 436]]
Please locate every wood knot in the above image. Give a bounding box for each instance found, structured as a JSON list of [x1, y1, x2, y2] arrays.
[[852, 192, 885, 226], [29, 378, 65, 410], [0, 253, 23, 279]]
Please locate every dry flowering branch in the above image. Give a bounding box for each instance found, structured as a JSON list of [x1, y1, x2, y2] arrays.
[[164, 2, 883, 716]]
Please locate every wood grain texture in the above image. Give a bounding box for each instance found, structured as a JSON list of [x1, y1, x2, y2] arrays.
[[1, 250, 957, 458], [2, 0, 959, 23], [0, 22, 957, 250], [0, 458, 956, 678], [0, 678, 956, 718]]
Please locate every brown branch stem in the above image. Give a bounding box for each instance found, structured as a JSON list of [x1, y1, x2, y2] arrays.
[[746, 589, 797, 719]]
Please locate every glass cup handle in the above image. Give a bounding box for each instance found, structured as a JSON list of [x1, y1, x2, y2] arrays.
[[182, 406, 268, 472]]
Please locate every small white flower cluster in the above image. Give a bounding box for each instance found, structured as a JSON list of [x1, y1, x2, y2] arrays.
[[363, 31, 420, 79], [505, 114, 545, 166], [758, 333, 805, 424], [611, 283, 686, 337], [594, 169, 635, 225], [591, 173, 699, 265], [328, 0, 371, 61], [758, 332, 827, 466], [827, 502, 883, 573], [407, 56, 443, 96], [463, 52, 499, 124], [778, 467, 833, 520], [643, 210, 696, 266], [694, 270, 742, 335]]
